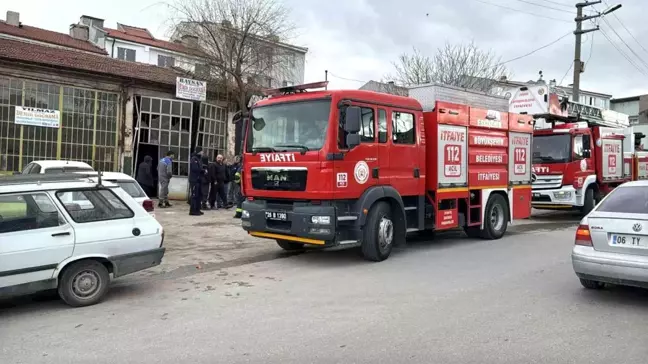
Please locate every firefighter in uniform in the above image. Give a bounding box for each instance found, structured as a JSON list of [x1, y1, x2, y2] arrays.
[[233, 163, 244, 218]]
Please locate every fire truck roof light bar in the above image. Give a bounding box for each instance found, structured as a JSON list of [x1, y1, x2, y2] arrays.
[[264, 81, 329, 96]]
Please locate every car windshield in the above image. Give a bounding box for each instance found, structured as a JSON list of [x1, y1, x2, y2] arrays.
[[532, 134, 571, 163], [108, 180, 146, 198], [247, 99, 331, 152], [596, 186, 648, 214]]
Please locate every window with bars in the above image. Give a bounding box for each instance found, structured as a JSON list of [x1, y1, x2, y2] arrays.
[[0, 76, 119, 173], [197, 103, 227, 159], [138, 96, 193, 176]]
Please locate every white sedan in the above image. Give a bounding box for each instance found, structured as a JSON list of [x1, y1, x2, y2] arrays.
[[572, 180, 648, 290]]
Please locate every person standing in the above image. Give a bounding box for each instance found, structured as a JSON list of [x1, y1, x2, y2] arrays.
[[200, 155, 210, 210], [157, 151, 174, 208], [208, 154, 228, 209], [227, 155, 241, 207], [189, 147, 205, 216], [136, 155, 155, 198], [233, 161, 244, 218]]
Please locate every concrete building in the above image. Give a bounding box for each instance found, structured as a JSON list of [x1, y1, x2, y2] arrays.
[[0, 11, 232, 199], [610, 95, 646, 125], [359, 80, 409, 96]]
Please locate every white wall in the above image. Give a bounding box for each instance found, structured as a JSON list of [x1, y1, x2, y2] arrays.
[[611, 99, 639, 116], [104, 37, 202, 73]]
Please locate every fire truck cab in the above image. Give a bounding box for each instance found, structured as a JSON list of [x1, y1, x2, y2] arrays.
[[508, 84, 631, 215], [241, 82, 532, 261]]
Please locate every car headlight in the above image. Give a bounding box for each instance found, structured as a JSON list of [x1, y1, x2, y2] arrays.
[[311, 216, 331, 225], [553, 191, 572, 200], [242, 210, 250, 219]]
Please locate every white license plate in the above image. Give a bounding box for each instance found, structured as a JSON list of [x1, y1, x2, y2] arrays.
[[610, 234, 648, 248], [265, 211, 287, 221]]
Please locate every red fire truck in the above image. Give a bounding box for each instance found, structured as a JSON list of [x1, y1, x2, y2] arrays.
[[240, 82, 533, 261], [508, 84, 633, 215]]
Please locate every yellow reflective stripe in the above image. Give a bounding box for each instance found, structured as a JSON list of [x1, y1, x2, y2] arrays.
[[249, 231, 325, 245]]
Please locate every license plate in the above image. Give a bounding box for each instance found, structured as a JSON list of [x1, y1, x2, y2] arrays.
[[610, 234, 647, 248], [265, 211, 287, 221]]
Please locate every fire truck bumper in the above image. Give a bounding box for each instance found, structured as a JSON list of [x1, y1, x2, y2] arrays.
[[531, 186, 581, 209], [240, 200, 362, 247]]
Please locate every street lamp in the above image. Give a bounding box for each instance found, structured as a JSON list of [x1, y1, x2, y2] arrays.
[[602, 4, 622, 15]]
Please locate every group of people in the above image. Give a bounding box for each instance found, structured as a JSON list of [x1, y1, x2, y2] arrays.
[[136, 148, 243, 217]]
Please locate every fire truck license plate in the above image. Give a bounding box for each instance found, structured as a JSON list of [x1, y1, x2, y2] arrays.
[[265, 211, 287, 221]]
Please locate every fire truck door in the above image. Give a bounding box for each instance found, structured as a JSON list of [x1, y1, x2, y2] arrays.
[[334, 105, 379, 199], [389, 110, 420, 196]]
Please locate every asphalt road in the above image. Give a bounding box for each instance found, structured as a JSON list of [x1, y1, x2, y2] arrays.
[[2, 223, 648, 364]]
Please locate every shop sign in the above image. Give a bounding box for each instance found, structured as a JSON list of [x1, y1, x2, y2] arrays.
[[176, 77, 206, 101], [14, 106, 60, 128]]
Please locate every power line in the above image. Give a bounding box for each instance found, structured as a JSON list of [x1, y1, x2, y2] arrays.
[[599, 17, 648, 72], [534, 0, 574, 10], [471, 0, 572, 23], [598, 27, 648, 77], [585, 33, 595, 65], [328, 73, 366, 83], [510, 0, 575, 13], [497, 32, 572, 65], [601, 0, 648, 57], [559, 61, 573, 86]]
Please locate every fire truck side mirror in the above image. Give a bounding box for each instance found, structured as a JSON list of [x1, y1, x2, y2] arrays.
[[346, 134, 361, 149], [344, 106, 362, 134]]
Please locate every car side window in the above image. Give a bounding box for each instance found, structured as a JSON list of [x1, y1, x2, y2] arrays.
[[392, 111, 416, 144], [360, 107, 375, 143], [0, 193, 64, 234], [30, 163, 41, 174], [378, 109, 388, 143], [573, 135, 584, 160], [56, 189, 134, 223]]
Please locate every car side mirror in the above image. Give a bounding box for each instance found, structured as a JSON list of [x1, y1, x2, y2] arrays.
[[344, 106, 361, 134], [346, 134, 361, 149]]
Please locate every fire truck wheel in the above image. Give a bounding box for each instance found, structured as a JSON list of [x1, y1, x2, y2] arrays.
[[481, 193, 508, 240], [581, 188, 595, 216], [361, 201, 393, 262], [276, 240, 305, 251]]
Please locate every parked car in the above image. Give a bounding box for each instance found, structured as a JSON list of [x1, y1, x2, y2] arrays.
[[572, 180, 648, 290], [21, 160, 94, 174], [0, 173, 165, 307], [80, 172, 155, 216]]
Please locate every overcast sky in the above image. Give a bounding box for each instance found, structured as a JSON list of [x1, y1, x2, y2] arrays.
[[2, 0, 648, 98]]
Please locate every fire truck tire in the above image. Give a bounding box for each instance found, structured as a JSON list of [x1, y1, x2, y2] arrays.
[[276, 240, 305, 251], [361, 201, 393, 262], [581, 188, 595, 216], [481, 193, 508, 240]]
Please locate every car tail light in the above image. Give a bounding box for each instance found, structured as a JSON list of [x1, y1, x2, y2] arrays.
[[575, 224, 592, 246], [143, 199, 154, 212]]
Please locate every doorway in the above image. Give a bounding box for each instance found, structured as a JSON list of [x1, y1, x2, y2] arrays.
[[135, 144, 159, 198]]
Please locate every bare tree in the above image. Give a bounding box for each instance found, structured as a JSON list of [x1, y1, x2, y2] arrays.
[[390, 42, 511, 93], [167, 0, 297, 114]]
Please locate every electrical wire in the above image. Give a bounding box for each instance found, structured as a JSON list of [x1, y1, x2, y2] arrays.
[[598, 27, 648, 77], [510, 0, 575, 14], [470, 0, 572, 23], [585, 33, 595, 66], [601, 0, 648, 57], [497, 32, 571, 66], [558, 61, 573, 86], [599, 17, 648, 72], [327, 73, 366, 83], [534, 0, 574, 10]]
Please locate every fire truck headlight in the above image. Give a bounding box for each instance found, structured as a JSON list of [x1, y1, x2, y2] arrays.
[[311, 216, 331, 225], [553, 191, 572, 200]]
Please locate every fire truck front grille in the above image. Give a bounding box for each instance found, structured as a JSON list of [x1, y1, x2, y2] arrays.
[[532, 174, 563, 190], [251, 168, 307, 191]]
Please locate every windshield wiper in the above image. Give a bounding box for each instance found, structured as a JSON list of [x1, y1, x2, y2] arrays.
[[274, 143, 309, 154], [251, 147, 276, 155]]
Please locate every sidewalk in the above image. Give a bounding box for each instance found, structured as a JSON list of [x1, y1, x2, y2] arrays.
[[147, 202, 279, 275]]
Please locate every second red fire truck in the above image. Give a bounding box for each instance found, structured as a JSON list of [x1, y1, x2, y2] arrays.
[[240, 82, 533, 261]]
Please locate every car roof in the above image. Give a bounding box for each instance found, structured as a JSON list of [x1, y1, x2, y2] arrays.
[[0, 174, 117, 194], [33, 160, 94, 169], [614, 180, 648, 188], [75, 171, 135, 181]]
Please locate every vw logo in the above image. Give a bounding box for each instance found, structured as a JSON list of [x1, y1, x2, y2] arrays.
[[531, 173, 537, 182], [633, 223, 642, 232]]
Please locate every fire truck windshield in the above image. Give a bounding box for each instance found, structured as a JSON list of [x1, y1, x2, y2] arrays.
[[247, 99, 331, 153], [532, 134, 571, 164]]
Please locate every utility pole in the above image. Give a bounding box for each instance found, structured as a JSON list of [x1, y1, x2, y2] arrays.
[[572, 1, 622, 103]]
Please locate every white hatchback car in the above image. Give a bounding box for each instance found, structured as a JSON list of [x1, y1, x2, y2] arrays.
[[0, 173, 165, 307], [21, 160, 94, 174]]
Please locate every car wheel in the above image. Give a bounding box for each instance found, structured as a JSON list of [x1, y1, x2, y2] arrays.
[[581, 188, 595, 216], [58, 260, 110, 307], [480, 194, 508, 239], [276, 240, 305, 251], [579, 278, 605, 290], [361, 201, 394, 262]]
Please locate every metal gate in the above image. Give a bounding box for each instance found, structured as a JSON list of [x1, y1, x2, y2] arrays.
[[197, 102, 228, 159]]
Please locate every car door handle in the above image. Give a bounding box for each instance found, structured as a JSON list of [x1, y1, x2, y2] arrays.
[[51, 232, 70, 237]]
